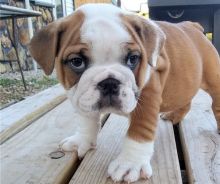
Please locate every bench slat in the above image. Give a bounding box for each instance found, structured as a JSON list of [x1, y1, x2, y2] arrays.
[[179, 90, 220, 184], [69, 114, 182, 184], [1, 100, 78, 184], [0, 84, 66, 144]]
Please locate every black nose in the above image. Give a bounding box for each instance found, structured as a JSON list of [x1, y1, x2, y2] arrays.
[[97, 78, 120, 96]]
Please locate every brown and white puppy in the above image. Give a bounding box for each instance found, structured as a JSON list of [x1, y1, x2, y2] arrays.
[[29, 4, 220, 183]]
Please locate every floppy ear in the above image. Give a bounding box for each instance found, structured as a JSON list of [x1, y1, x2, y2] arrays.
[[122, 15, 166, 68], [144, 22, 166, 68], [29, 21, 62, 75]]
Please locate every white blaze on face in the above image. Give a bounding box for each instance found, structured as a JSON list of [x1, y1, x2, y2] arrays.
[[80, 4, 131, 65], [68, 4, 139, 116]]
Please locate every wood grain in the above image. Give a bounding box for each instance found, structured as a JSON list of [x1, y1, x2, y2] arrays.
[[69, 114, 182, 184], [0, 100, 78, 184], [179, 90, 220, 184], [0, 84, 66, 144]]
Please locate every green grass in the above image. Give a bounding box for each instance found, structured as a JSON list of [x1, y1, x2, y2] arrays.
[[0, 76, 58, 107], [0, 76, 58, 88], [28, 76, 58, 88], [0, 78, 19, 87]]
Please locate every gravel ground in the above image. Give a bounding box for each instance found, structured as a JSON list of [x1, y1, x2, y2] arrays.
[[0, 70, 58, 108]]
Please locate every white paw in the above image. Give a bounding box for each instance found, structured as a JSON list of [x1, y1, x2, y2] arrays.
[[108, 157, 152, 183], [59, 133, 96, 158]]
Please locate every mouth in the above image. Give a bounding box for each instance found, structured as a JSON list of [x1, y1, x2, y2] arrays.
[[95, 95, 121, 110], [90, 77, 139, 113], [74, 66, 139, 115]]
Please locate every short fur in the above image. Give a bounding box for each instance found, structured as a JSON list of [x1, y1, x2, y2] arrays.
[[29, 4, 220, 183]]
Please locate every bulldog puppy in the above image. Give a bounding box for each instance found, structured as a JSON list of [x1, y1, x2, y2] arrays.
[[29, 4, 220, 183]]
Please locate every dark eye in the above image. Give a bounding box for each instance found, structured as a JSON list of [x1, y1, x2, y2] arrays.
[[67, 56, 86, 73], [126, 54, 140, 70]]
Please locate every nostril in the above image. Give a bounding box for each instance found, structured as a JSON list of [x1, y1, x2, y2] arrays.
[[97, 78, 120, 95], [97, 81, 107, 91], [112, 83, 119, 92]]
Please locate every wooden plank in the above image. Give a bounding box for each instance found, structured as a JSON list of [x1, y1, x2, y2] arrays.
[[0, 100, 79, 184], [179, 90, 220, 184], [69, 114, 182, 184], [0, 84, 66, 144]]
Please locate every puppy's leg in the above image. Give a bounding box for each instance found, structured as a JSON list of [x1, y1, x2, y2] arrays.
[[60, 114, 100, 157], [202, 52, 220, 133], [108, 74, 161, 182], [108, 137, 154, 182], [160, 103, 191, 124]]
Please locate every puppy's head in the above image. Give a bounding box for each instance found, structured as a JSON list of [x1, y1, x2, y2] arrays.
[[29, 4, 165, 117]]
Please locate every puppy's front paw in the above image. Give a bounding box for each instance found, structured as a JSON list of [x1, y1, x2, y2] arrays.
[[108, 157, 152, 183], [59, 133, 96, 157]]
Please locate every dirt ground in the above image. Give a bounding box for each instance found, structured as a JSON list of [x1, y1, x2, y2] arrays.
[[0, 70, 58, 109]]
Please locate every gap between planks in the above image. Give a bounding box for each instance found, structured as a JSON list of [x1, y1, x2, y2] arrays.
[[0, 100, 109, 184], [1, 100, 78, 184], [69, 115, 182, 184], [1, 88, 217, 184], [178, 90, 220, 184]]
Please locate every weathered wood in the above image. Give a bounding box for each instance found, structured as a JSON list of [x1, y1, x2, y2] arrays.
[[0, 84, 66, 144], [179, 90, 220, 184], [0, 100, 78, 184], [70, 114, 182, 184]]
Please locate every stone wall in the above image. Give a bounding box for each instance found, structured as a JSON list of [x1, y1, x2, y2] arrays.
[[0, 0, 53, 73]]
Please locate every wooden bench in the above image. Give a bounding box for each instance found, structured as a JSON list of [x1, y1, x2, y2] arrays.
[[1, 89, 219, 184]]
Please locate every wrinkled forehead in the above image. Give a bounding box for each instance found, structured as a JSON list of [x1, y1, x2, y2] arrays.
[[78, 4, 132, 63]]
